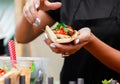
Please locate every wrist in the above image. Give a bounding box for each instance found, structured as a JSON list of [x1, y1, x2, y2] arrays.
[[84, 33, 94, 47]]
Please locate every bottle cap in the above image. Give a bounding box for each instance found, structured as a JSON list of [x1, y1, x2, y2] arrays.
[[69, 81, 76, 84], [4, 77, 11, 84], [35, 79, 41, 84], [48, 77, 54, 84], [77, 78, 84, 84]]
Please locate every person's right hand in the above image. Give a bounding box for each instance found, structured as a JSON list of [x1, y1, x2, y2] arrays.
[[23, 0, 62, 26]]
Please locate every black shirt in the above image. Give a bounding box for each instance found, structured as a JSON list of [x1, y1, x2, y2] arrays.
[[47, 0, 120, 84]]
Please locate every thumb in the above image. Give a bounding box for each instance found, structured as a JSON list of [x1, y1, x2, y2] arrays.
[[45, 1, 62, 10], [74, 27, 91, 44]]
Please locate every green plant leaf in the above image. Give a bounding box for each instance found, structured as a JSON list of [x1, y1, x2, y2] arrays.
[[102, 79, 112, 84]]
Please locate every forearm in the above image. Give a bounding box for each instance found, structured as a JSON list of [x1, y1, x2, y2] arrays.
[[15, 15, 33, 43], [15, 10, 55, 43], [84, 34, 120, 73]]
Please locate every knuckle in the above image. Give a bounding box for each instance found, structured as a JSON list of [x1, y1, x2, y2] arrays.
[[24, 7, 29, 14]]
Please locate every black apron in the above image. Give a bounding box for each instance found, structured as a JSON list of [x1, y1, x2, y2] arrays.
[[48, 0, 120, 84]]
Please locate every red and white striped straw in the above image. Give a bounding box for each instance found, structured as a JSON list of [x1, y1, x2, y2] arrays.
[[8, 40, 16, 68]]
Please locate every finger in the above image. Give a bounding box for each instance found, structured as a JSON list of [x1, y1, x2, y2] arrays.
[[29, 6, 37, 20], [23, 1, 36, 24], [52, 43, 72, 52], [29, 1, 38, 17], [24, 12, 32, 24], [51, 48, 62, 54], [44, 38, 53, 46], [44, 33, 59, 49], [27, 0, 41, 26], [50, 43, 79, 55], [45, 1, 62, 10], [50, 45, 65, 54], [79, 27, 91, 36], [44, 39, 63, 54], [23, 6, 34, 24], [25, 8, 35, 23], [44, 33, 53, 45], [53, 43, 82, 55], [74, 27, 91, 44], [34, 0, 40, 9], [29, 2, 41, 26]]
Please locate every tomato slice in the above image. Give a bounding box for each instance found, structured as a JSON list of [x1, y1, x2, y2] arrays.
[[0, 69, 6, 76], [54, 29, 67, 35], [53, 23, 74, 35]]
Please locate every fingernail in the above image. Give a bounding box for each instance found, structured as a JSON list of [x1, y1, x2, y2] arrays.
[[75, 39, 80, 44], [50, 44, 56, 48], [44, 33, 48, 39], [33, 18, 40, 27], [33, 23, 38, 27], [36, 18, 40, 25], [35, 3, 39, 9]]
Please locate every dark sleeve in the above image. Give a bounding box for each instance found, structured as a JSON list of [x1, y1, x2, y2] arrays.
[[46, 0, 61, 22]]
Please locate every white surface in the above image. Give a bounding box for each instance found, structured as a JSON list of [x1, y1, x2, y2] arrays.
[[0, 0, 15, 45], [29, 33, 64, 82]]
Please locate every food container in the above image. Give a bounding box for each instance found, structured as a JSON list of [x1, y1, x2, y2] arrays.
[[0, 57, 48, 84]]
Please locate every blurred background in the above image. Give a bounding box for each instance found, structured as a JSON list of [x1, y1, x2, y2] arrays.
[[0, 0, 64, 83]]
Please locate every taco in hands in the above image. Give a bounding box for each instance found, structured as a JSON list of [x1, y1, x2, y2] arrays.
[[45, 22, 78, 43]]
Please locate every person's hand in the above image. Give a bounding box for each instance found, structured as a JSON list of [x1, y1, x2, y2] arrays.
[[44, 27, 92, 57], [23, 0, 62, 26]]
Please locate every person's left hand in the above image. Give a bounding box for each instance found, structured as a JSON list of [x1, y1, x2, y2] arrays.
[[44, 27, 91, 57]]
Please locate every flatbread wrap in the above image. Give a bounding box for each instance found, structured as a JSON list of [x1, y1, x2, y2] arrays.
[[45, 22, 78, 43]]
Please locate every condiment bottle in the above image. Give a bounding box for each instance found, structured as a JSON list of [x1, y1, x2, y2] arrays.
[[20, 75, 25, 84], [4, 77, 11, 84]]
